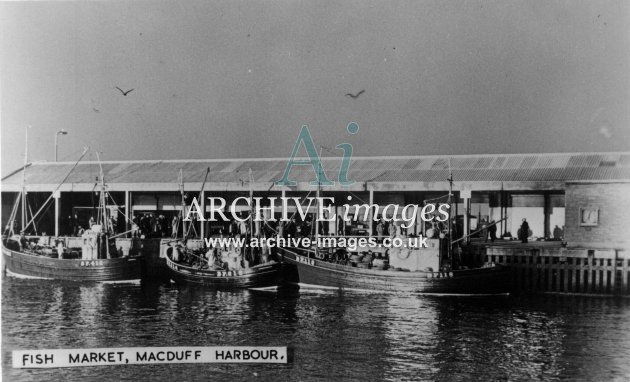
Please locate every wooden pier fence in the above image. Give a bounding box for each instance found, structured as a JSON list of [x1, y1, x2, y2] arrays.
[[473, 243, 629, 295]]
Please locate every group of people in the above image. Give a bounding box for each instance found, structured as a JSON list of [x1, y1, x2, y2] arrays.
[[375, 219, 406, 239], [61, 214, 120, 237], [279, 216, 328, 238], [132, 213, 171, 238], [480, 217, 530, 243], [479, 218, 565, 243], [168, 235, 273, 272]]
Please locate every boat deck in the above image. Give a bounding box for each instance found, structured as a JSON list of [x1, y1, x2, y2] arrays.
[[469, 239, 564, 249]]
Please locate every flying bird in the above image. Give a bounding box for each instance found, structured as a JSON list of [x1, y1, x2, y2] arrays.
[[345, 90, 365, 99], [115, 87, 134, 96]]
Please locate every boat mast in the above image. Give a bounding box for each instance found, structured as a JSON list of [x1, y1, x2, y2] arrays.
[[21, 126, 28, 233], [245, 168, 254, 261], [5, 128, 28, 236], [248, 168, 254, 258], [181, 167, 210, 239], [179, 169, 186, 239], [95, 152, 105, 227], [314, 146, 324, 257], [198, 167, 210, 239], [4, 195, 20, 236], [20, 147, 89, 235], [447, 158, 453, 267], [95, 151, 110, 257]]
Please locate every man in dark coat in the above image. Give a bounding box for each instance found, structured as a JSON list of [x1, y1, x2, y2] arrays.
[[519, 218, 530, 243], [488, 220, 497, 242], [285, 218, 297, 239]]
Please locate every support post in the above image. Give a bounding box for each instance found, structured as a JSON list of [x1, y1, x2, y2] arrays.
[[464, 197, 470, 243], [455, 197, 459, 239], [502, 191, 510, 237], [53, 191, 60, 237], [500, 193, 504, 236], [125, 190, 131, 235], [544, 193, 551, 239]]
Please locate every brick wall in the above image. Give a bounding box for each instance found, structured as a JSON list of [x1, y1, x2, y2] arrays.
[[565, 182, 630, 249]]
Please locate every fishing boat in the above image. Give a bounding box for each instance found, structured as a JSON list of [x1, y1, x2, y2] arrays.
[[277, 158, 511, 295], [165, 254, 282, 288], [2, 143, 143, 282], [2, 244, 142, 281], [278, 245, 509, 294], [163, 227, 283, 289], [164, 168, 282, 288]]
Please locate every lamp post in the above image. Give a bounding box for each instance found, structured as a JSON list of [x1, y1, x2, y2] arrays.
[[54, 129, 68, 162]]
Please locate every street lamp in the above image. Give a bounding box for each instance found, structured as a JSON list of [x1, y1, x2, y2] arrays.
[[54, 129, 68, 162]]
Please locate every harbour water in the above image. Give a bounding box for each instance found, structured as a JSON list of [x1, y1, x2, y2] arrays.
[[2, 276, 630, 381]]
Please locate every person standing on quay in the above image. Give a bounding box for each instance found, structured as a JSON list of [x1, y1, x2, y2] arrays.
[[376, 219, 384, 241], [519, 218, 530, 244], [480, 218, 488, 242], [488, 220, 497, 242]]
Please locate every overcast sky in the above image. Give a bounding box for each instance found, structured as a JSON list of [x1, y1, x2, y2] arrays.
[[1, 0, 629, 175]]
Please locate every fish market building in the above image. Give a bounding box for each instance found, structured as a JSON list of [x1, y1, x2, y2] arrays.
[[2, 152, 629, 250], [3, 151, 630, 294]]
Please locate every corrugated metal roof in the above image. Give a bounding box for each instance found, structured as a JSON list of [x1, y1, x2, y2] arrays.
[[2, 152, 630, 190]]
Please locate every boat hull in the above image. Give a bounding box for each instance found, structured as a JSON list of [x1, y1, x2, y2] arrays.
[[278, 247, 511, 295], [165, 256, 282, 289], [2, 246, 143, 282]]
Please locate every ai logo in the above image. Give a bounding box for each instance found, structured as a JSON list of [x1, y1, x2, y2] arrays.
[[275, 122, 359, 187]]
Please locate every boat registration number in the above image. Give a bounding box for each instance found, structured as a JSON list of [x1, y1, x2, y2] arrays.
[[218, 270, 244, 277], [296, 256, 315, 266], [80, 260, 104, 267]]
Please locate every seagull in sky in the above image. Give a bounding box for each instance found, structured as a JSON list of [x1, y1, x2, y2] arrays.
[[115, 87, 134, 96], [345, 89, 365, 99]]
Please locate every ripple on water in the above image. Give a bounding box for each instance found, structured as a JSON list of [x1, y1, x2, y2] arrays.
[[3, 278, 630, 381]]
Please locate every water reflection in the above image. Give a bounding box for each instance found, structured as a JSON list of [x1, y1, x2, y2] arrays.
[[429, 297, 566, 381], [3, 277, 630, 382], [383, 296, 440, 380]]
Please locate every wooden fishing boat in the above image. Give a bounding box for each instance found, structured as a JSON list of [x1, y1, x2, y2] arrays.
[[2, 241, 142, 281], [278, 245, 510, 295], [1, 147, 143, 282], [277, 161, 510, 295], [165, 254, 282, 288], [163, 168, 282, 288]]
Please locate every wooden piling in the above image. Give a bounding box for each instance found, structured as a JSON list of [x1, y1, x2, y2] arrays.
[[471, 243, 629, 295]]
